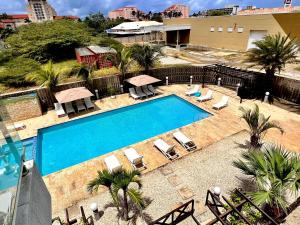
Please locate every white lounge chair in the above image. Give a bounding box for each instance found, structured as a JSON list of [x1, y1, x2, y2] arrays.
[[154, 139, 178, 160], [197, 90, 213, 102], [135, 87, 147, 98], [75, 100, 86, 112], [173, 131, 197, 151], [185, 85, 200, 96], [124, 148, 146, 170], [54, 102, 66, 117], [65, 102, 75, 115], [147, 85, 159, 95], [129, 88, 140, 100], [84, 97, 94, 109], [104, 155, 122, 173], [213, 96, 229, 110], [142, 86, 154, 96], [7, 122, 26, 131]]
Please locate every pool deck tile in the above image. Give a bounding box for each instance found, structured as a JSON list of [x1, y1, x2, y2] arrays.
[[177, 186, 195, 200], [15, 84, 300, 213]]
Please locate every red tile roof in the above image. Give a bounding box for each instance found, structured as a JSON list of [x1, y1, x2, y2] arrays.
[[1, 19, 15, 23], [53, 15, 79, 20], [8, 14, 29, 19]]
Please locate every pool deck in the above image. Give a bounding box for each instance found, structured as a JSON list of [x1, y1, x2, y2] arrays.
[[16, 84, 300, 213]]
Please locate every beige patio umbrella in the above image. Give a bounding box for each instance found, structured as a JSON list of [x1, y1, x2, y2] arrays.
[[55, 87, 94, 103], [125, 75, 161, 87]]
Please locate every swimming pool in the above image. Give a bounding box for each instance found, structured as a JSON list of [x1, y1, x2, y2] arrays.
[[37, 95, 211, 175]]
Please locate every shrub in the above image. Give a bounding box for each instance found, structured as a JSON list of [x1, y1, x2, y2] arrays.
[[0, 57, 40, 87]]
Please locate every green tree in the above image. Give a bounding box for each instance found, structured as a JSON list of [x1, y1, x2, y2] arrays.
[[84, 12, 125, 33], [87, 169, 144, 221], [131, 44, 162, 73], [113, 170, 144, 221], [233, 145, 300, 218], [112, 45, 132, 80], [26, 60, 59, 92], [5, 19, 91, 62], [246, 33, 298, 78], [151, 13, 163, 22], [239, 104, 284, 148], [0, 27, 15, 40], [87, 169, 120, 211], [0, 57, 40, 87], [74, 62, 96, 87]]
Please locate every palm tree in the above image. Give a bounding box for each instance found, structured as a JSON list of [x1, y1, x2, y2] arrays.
[[239, 104, 284, 148], [113, 170, 144, 221], [246, 33, 298, 78], [87, 169, 144, 221], [26, 60, 59, 92], [75, 62, 96, 88], [112, 45, 132, 80], [233, 145, 300, 218], [87, 170, 119, 210], [131, 44, 162, 74]]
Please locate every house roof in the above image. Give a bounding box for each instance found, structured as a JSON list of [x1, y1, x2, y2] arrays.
[[125, 75, 161, 87], [75, 47, 94, 57], [53, 15, 79, 20], [110, 21, 163, 30], [8, 14, 29, 19], [1, 19, 15, 23], [88, 46, 117, 54]]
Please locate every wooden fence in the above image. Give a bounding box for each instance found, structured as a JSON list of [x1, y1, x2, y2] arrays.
[[1, 65, 299, 111]]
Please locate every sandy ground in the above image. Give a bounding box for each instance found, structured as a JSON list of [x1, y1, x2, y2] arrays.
[[163, 47, 300, 80]]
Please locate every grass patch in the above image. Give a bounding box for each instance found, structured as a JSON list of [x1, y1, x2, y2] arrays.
[[93, 67, 120, 77]]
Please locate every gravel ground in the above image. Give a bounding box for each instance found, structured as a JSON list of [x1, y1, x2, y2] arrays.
[[52, 129, 300, 225], [54, 130, 253, 225]]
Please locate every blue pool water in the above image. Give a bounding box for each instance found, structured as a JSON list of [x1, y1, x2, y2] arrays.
[[0, 137, 36, 190], [37, 95, 211, 175]]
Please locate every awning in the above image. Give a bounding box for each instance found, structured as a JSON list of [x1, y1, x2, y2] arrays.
[[125, 75, 161, 87], [55, 87, 94, 103]]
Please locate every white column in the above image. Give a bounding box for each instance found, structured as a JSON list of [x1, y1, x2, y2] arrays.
[[217, 78, 221, 86], [264, 92, 270, 103]]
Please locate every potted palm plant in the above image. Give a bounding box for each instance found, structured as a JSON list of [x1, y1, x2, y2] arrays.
[[239, 104, 284, 148], [233, 145, 300, 219]]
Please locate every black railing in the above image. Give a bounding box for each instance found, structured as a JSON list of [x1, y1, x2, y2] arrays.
[[150, 199, 200, 225]]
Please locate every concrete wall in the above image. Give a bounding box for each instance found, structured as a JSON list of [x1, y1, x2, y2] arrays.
[[163, 13, 300, 51], [1, 95, 42, 122]]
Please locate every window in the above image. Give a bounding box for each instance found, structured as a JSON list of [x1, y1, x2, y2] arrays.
[[33, 3, 45, 20], [210, 26, 215, 32], [237, 27, 244, 33], [218, 27, 223, 32], [227, 27, 233, 32]]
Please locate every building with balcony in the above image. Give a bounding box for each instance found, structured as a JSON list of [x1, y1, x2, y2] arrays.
[[163, 4, 190, 18], [27, 0, 57, 22], [108, 6, 143, 21]]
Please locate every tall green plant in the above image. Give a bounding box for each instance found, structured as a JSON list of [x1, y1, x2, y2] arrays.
[[112, 45, 132, 80], [239, 104, 284, 148], [233, 145, 300, 218], [246, 33, 298, 77], [113, 170, 144, 221], [75, 62, 96, 87], [26, 60, 59, 92], [87, 169, 144, 221], [87, 170, 119, 211], [131, 44, 162, 73]]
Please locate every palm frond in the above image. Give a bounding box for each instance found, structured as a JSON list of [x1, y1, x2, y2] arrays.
[[127, 188, 144, 209]]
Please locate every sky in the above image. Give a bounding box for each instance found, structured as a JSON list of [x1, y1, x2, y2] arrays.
[[1, 0, 300, 17]]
